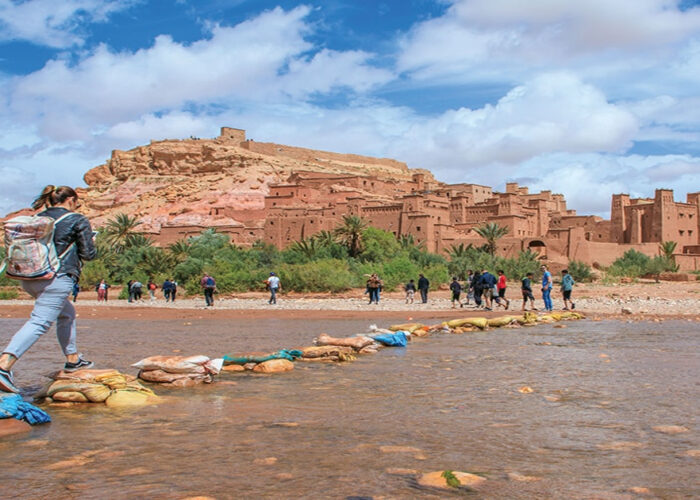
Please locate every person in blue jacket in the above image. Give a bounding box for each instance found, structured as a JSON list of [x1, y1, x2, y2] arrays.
[[480, 269, 497, 311]]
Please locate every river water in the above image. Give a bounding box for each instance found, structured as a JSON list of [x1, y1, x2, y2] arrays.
[[0, 317, 698, 499]]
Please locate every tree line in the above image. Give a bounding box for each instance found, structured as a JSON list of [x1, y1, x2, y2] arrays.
[[0, 214, 683, 298]]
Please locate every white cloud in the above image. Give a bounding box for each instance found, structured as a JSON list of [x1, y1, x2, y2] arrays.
[[383, 73, 638, 175], [0, 0, 135, 48], [398, 0, 700, 81], [5, 6, 392, 143]]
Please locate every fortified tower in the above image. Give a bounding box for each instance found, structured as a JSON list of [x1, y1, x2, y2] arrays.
[[610, 194, 630, 243]]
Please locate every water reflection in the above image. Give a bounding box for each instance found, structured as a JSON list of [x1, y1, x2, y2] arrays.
[[0, 318, 698, 499]]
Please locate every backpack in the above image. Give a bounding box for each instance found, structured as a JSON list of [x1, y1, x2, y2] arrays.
[[205, 276, 215, 288], [0, 212, 75, 280]]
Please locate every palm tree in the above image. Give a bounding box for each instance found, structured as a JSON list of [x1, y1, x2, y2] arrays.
[[168, 239, 192, 262], [334, 215, 367, 258], [290, 238, 320, 260], [659, 241, 677, 260], [312, 230, 336, 248], [447, 242, 475, 260], [103, 213, 144, 252], [126, 234, 153, 249], [473, 222, 509, 256]]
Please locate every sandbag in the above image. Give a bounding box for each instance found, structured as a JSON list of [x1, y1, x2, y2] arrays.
[[315, 333, 374, 350], [132, 355, 211, 374], [138, 369, 198, 383], [253, 359, 294, 373], [301, 345, 356, 358], [53, 369, 122, 382], [388, 323, 424, 333], [358, 344, 380, 354], [516, 312, 538, 324], [51, 391, 89, 403], [445, 317, 488, 329], [487, 316, 515, 328], [35, 369, 156, 406], [81, 384, 112, 403], [105, 390, 152, 408]]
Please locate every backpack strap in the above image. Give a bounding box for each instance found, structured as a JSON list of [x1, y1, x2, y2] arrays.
[[52, 211, 78, 262]]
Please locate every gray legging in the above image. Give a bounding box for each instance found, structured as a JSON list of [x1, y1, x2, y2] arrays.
[[4, 274, 77, 359]]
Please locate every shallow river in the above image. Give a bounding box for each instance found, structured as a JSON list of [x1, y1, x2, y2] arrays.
[[1, 318, 698, 499]]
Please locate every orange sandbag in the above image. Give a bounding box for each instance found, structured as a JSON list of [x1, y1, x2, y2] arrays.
[[315, 334, 374, 350]]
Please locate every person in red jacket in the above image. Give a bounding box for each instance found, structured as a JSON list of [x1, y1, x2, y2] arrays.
[[496, 269, 510, 310]]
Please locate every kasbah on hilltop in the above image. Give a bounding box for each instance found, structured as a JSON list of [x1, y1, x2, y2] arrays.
[[6, 126, 700, 273]]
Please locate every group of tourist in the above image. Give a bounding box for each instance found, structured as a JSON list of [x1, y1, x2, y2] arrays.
[[125, 278, 178, 303], [440, 264, 575, 312]]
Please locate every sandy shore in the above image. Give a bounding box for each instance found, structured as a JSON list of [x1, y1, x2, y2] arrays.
[[1, 280, 698, 321]]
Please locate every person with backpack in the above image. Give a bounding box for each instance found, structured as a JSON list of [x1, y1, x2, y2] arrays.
[[521, 272, 537, 311], [130, 280, 143, 302], [480, 269, 497, 311], [0, 185, 97, 393], [201, 273, 216, 307]]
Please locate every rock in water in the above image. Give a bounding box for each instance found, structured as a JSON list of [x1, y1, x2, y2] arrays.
[[417, 471, 486, 490], [253, 359, 294, 373], [0, 418, 32, 438]]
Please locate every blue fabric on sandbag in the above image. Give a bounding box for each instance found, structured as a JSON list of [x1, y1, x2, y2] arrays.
[[371, 331, 408, 347], [223, 349, 303, 365], [0, 393, 51, 425]]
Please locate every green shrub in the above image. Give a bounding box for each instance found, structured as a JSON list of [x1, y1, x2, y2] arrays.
[[607, 250, 678, 278], [0, 288, 18, 300], [607, 250, 652, 278], [567, 260, 593, 282], [278, 259, 354, 292]]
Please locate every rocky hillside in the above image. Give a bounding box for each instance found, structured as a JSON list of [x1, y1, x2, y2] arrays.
[[74, 127, 433, 232]]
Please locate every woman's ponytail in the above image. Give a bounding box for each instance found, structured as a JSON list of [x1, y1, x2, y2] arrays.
[[31, 185, 78, 210]]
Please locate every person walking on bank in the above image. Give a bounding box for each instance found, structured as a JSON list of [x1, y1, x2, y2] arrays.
[[480, 269, 497, 311], [418, 273, 430, 304], [201, 273, 216, 307], [366, 273, 382, 304], [472, 270, 482, 308], [147, 279, 157, 301], [450, 277, 463, 309], [404, 279, 416, 304], [496, 270, 510, 310], [0, 185, 97, 393], [541, 264, 553, 312], [521, 272, 537, 311], [131, 280, 143, 302], [96, 279, 109, 302], [266, 272, 281, 305], [162, 278, 173, 302], [465, 270, 474, 305], [170, 279, 178, 302], [561, 269, 576, 310]]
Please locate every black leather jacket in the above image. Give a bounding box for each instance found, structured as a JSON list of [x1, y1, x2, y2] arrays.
[[40, 207, 97, 280]]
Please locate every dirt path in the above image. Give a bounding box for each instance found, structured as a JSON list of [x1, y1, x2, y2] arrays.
[[1, 280, 698, 322]]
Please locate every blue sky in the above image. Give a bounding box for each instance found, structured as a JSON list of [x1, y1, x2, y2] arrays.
[[1, 0, 699, 218]]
